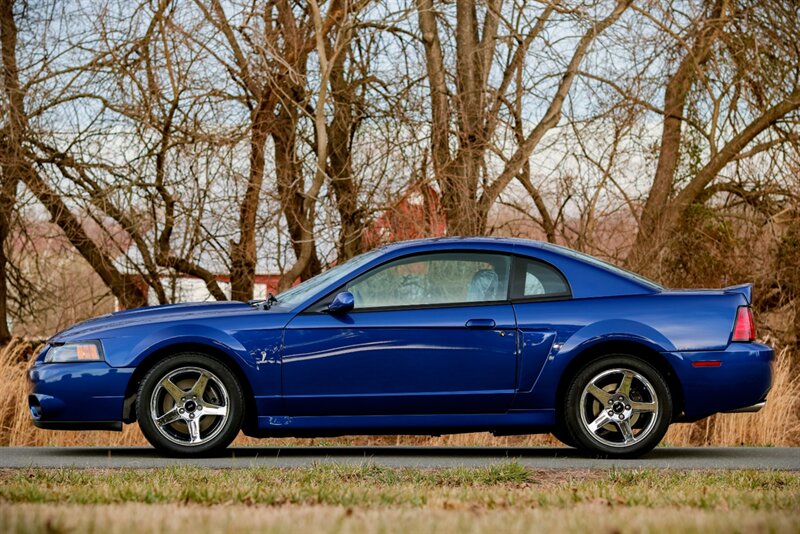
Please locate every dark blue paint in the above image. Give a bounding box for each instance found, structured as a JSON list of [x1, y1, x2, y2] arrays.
[[253, 410, 556, 437], [28, 362, 133, 421], [282, 303, 517, 415], [328, 291, 355, 314], [665, 343, 773, 419], [28, 237, 774, 437]]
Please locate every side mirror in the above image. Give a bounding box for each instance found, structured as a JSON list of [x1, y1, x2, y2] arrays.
[[328, 291, 355, 314]]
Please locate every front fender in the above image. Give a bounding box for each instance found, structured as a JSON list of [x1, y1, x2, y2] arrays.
[[102, 323, 282, 413], [102, 324, 254, 372]]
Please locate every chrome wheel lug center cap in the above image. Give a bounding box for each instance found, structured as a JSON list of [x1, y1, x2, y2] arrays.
[[184, 400, 197, 412]]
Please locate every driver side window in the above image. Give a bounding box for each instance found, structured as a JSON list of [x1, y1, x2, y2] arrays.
[[347, 252, 511, 309]]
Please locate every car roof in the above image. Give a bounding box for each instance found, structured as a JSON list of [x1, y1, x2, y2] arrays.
[[379, 236, 548, 251], [377, 236, 588, 260]]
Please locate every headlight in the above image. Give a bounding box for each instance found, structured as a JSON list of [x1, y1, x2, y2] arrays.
[[44, 342, 105, 363]]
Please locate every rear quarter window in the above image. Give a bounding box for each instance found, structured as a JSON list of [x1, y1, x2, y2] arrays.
[[512, 257, 571, 300]]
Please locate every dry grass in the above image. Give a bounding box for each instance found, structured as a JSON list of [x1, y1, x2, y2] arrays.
[[3, 338, 798, 448], [0, 467, 798, 533], [5, 503, 799, 534]]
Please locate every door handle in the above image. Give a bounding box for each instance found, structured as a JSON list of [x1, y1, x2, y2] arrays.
[[465, 318, 496, 329]]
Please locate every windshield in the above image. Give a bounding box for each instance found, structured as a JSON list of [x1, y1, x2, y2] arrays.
[[543, 244, 663, 290], [275, 248, 385, 307]]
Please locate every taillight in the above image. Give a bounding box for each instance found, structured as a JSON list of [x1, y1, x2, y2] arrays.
[[732, 306, 756, 342]]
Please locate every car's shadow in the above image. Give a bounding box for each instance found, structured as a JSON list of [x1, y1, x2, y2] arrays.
[[52, 445, 743, 460]]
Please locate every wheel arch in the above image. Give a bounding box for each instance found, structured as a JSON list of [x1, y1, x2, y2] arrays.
[[122, 341, 258, 433], [555, 340, 685, 421]]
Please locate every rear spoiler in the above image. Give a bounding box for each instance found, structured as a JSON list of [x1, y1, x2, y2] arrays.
[[724, 283, 752, 304]]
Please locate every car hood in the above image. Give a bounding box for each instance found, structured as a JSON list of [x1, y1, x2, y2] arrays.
[[49, 301, 259, 343]]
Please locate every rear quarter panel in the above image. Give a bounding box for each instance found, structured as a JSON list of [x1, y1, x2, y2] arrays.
[[512, 292, 745, 410]]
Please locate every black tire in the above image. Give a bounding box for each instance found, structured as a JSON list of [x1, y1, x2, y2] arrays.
[[564, 354, 672, 458], [551, 423, 577, 448], [136, 352, 244, 457]]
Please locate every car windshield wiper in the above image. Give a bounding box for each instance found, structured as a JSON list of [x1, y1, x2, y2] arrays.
[[248, 293, 278, 311]]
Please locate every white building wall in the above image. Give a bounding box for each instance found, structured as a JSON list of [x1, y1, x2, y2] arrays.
[[116, 279, 273, 309]]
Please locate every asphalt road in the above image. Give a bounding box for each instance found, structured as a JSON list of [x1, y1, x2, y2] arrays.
[[0, 446, 797, 470]]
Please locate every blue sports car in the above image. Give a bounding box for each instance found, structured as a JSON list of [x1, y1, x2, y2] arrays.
[[28, 238, 773, 457]]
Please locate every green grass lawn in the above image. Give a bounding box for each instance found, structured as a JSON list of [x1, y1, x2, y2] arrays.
[[1, 465, 799, 533]]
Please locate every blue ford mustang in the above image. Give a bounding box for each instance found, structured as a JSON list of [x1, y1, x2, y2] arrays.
[[29, 238, 773, 457]]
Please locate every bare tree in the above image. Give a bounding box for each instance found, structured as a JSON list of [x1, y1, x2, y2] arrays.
[[629, 0, 800, 269], [0, 0, 148, 313], [188, 0, 373, 295], [415, 0, 632, 235], [2, 0, 800, 346]]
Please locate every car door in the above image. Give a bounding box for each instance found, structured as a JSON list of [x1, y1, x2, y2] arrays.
[[281, 251, 518, 416]]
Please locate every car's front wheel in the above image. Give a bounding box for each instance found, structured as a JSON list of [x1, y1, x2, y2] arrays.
[[564, 355, 672, 458], [136, 353, 244, 456]]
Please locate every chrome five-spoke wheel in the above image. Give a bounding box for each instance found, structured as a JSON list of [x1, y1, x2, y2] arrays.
[[580, 368, 658, 447], [137, 353, 244, 456], [150, 366, 230, 446], [565, 355, 672, 458]]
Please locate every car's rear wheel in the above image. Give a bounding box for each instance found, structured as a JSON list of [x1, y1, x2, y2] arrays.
[[564, 354, 672, 458], [136, 353, 244, 456]]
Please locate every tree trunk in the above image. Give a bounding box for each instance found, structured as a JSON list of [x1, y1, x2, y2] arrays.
[[328, 44, 366, 260], [0, 0, 21, 342], [274, 108, 321, 289], [448, 0, 483, 235], [0, 211, 12, 343], [230, 98, 272, 302]]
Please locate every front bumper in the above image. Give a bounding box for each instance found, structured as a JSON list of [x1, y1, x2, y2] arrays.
[[665, 342, 774, 420], [28, 362, 133, 428]]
